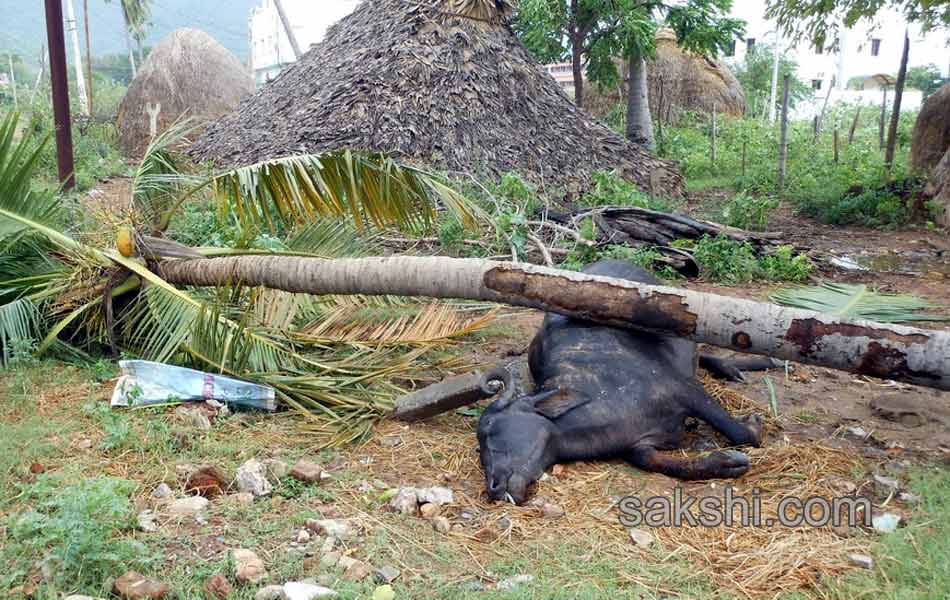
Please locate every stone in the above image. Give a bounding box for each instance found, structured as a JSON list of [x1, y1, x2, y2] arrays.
[[899, 492, 920, 504], [204, 574, 233, 599], [113, 571, 171, 599], [628, 528, 655, 548], [379, 435, 403, 448], [372, 585, 396, 600], [848, 553, 874, 569], [236, 459, 273, 497], [76, 437, 94, 449], [417, 486, 454, 506], [388, 487, 419, 515], [419, 502, 440, 519], [234, 548, 268, 584], [306, 519, 359, 540], [297, 529, 312, 544], [320, 536, 336, 554], [137, 509, 158, 532], [255, 585, 286, 600], [151, 483, 173, 499], [374, 566, 401, 584], [262, 459, 290, 483], [541, 503, 564, 519], [459, 507, 480, 521], [845, 426, 869, 440], [473, 526, 498, 543], [432, 516, 452, 533], [872, 512, 902, 534], [283, 582, 337, 600], [167, 496, 209, 518], [290, 460, 323, 484], [496, 574, 534, 591], [320, 551, 342, 569], [343, 559, 371, 581], [873, 474, 901, 497], [184, 464, 230, 498], [175, 404, 212, 430]]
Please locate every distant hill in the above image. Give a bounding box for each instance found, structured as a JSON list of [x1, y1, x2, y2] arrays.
[[0, 0, 258, 66]]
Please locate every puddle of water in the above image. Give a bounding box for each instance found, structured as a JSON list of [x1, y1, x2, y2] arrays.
[[850, 251, 950, 275]]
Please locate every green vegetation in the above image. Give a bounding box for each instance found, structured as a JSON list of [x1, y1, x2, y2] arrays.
[[732, 44, 813, 118], [686, 235, 812, 284]]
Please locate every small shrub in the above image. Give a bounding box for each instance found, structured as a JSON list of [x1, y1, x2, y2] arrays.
[[761, 245, 813, 282], [691, 235, 761, 284], [580, 170, 651, 208], [719, 193, 779, 231], [83, 402, 132, 452]]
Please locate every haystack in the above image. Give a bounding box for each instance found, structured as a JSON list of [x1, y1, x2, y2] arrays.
[[926, 148, 950, 227], [117, 28, 254, 156], [190, 0, 683, 198], [584, 29, 745, 122], [910, 82, 950, 174]]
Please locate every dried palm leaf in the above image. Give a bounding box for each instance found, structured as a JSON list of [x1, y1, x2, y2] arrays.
[[770, 282, 949, 323]]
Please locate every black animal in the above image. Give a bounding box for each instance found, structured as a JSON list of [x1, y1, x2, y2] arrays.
[[477, 260, 778, 504]]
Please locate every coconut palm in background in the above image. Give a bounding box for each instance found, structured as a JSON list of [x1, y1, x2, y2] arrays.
[[104, 0, 151, 77]]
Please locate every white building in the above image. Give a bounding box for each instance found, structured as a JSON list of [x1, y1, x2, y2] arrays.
[[725, 0, 949, 116], [249, 0, 362, 87]]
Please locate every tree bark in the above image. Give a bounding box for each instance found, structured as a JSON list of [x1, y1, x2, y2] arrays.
[[626, 52, 654, 147], [885, 30, 910, 176], [158, 256, 950, 391]]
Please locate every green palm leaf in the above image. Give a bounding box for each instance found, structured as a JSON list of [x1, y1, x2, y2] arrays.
[[770, 282, 950, 323], [0, 298, 41, 366]]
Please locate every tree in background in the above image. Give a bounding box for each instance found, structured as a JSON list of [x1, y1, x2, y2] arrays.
[[516, 0, 742, 148], [104, 0, 152, 78], [732, 44, 811, 119], [906, 64, 947, 99]]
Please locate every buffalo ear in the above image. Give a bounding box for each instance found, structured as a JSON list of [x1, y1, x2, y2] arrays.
[[531, 389, 590, 419]]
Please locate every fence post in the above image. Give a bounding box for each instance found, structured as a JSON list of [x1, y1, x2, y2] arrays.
[[848, 106, 861, 145], [710, 103, 718, 168], [777, 74, 791, 195], [833, 127, 840, 164]]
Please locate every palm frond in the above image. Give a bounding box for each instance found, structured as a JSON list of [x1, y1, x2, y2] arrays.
[[770, 282, 950, 323], [211, 151, 477, 233], [0, 298, 42, 366]]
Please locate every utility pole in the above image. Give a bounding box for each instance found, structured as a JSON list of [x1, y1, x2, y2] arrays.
[[6, 54, 17, 109], [30, 45, 47, 106], [44, 0, 76, 190], [83, 0, 94, 114], [273, 0, 303, 60], [64, 0, 90, 116]]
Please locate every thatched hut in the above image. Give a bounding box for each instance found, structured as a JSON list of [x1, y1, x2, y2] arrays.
[[910, 82, 950, 174], [190, 0, 683, 198], [584, 29, 745, 123], [117, 28, 254, 156]]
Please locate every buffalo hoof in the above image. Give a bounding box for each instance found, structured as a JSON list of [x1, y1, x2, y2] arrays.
[[708, 450, 750, 478], [736, 414, 765, 446]]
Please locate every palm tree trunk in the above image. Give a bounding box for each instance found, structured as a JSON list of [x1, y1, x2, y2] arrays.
[[885, 30, 910, 176], [121, 12, 137, 79], [158, 255, 950, 391], [626, 51, 654, 148]]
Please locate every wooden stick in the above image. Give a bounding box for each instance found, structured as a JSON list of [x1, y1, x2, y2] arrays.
[[392, 371, 494, 421]]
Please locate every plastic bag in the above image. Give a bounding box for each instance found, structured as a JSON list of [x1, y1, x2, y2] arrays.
[[110, 360, 277, 411]]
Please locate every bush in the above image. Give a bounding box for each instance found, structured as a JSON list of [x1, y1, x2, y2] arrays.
[[761, 245, 813, 282], [579, 170, 676, 212], [718, 192, 779, 230], [687, 235, 813, 284]]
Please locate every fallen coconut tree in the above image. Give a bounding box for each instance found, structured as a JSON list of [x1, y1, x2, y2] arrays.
[[159, 255, 950, 391]]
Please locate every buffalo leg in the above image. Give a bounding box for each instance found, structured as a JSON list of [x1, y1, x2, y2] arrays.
[[688, 392, 763, 447], [626, 446, 750, 479], [699, 354, 781, 382]]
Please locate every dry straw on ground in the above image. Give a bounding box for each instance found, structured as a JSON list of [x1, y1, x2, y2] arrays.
[[351, 375, 871, 598]]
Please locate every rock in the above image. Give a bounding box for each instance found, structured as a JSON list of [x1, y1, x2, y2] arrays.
[[320, 551, 341, 569], [306, 518, 359, 540], [151, 483, 173, 499], [282, 581, 337, 600], [184, 464, 230, 498], [234, 548, 268, 584], [76, 437, 94, 449], [496, 516, 512, 530], [628, 528, 655, 548], [236, 459, 273, 497], [337, 555, 358, 570], [473, 526, 498, 543], [432, 516, 451, 533], [175, 404, 212, 430], [388, 487, 419, 515], [845, 426, 869, 440], [137, 509, 158, 532], [262, 459, 290, 483], [372, 585, 396, 600], [899, 492, 920, 504], [541, 503, 564, 519], [290, 460, 323, 484], [113, 571, 171, 599], [872, 512, 902, 534], [374, 566, 401, 584], [204, 574, 233, 599], [380, 435, 403, 448], [417, 486, 454, 506], [848, 553, 874, 569], [459, 507, 480, 521], [254, 585, 287, 600], [496, 574, 534, 591], [297, 529, 312, 544], [320, 536, 336, 554], [419, 502, 440, 519], [873, 474, 901, 497], [343, 559, 371, 581], [167, 496, 209, 517]]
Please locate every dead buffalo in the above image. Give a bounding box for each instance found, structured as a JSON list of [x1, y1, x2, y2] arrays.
[[477, 260, 778, 504]]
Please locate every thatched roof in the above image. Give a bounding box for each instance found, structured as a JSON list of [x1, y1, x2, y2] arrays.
[[911, 82, 950, 174], [117, 28, 254, 156], [190, 0, 683, 199], [584, 29, 745, 122], [926, 148, 950, 227]]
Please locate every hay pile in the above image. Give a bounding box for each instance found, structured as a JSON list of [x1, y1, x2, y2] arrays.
[[116, 28, 254, 156], [926, 148, 950, 227], [349, 375, 872, 597], [584, 29, 745, 123], [910, 82, 950, 174], [190, 0, 684, 199]]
